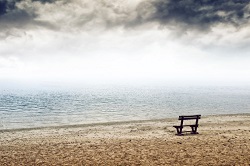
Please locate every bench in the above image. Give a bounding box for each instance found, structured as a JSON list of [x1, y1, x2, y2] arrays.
[[173, 115, 201, 135]]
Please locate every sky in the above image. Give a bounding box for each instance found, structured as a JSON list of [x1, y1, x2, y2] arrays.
[[0, 0, 250, 87]]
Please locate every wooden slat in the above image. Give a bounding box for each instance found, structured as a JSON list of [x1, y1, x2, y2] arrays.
[[182, 125, 198, 127], [179, 115, 201, 117], [178, 115, 201, 120]]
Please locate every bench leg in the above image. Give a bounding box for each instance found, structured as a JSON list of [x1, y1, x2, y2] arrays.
[[191, 126, 199, 134], [175, 127, 183, 135]]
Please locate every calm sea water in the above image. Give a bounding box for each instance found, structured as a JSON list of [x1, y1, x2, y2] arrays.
[[0, 86, 250, 130]]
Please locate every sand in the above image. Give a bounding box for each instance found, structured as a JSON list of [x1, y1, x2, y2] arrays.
[[0, 114, 250, 165]]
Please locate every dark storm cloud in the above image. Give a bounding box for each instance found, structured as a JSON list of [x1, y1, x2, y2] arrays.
[[135, 0, 250, 31], [0, 0, 250, 37], [0, 0, 57, 39], [0, 0, 34, 38], [0, 0, 54, 16], [31, 0, 55, 3], [0, 0, 20, 16]]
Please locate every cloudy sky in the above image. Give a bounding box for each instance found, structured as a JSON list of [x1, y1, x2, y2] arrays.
[[1, 0, 250, 87]]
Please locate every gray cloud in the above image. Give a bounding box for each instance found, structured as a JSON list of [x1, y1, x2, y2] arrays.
[[0, 0, 250, 39], [0, 0, 19, 15], [31, 0, 55, 3], [0, 0, 57, 39], [134, 0, 250, 31], [0, 0, 54, 16]]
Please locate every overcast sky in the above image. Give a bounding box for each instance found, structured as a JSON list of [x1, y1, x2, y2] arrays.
[[1, 0, 250, 87]]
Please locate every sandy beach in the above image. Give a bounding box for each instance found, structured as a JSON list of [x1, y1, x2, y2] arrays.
[[0, 114, 250, 165]]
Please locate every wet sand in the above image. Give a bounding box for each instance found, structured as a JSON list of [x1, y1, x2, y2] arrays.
[[0, 114, 250, 165]]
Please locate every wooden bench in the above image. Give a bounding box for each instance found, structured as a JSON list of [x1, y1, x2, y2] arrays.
[[173, 115, 201, 135]]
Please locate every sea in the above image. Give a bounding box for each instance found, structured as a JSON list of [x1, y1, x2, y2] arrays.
[[0, 85, 250, 130]]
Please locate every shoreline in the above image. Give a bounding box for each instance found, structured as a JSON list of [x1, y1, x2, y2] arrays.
[[1, 113, 250, 133], [1, 113, 250, 165]]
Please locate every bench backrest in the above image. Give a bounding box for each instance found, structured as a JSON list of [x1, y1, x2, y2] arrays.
[[178, 115, 201, 120], [178, 115, 201, 126]]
